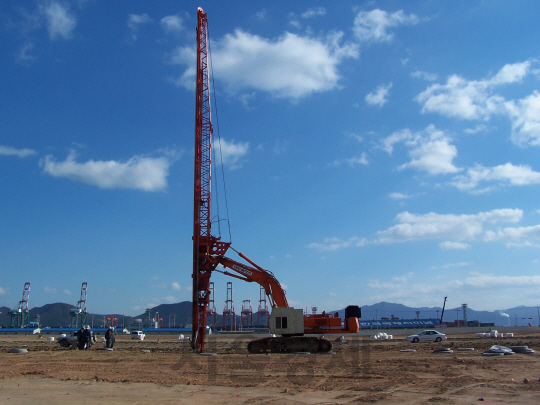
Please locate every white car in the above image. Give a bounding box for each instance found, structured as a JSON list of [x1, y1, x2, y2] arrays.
[[406, 330, 447, 343], [131, 331, 145, 340]]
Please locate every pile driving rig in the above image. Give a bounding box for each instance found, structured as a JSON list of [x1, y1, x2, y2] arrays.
[[191, 7, 360, 354]]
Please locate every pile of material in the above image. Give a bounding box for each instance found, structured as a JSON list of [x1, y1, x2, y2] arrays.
[[482, 345, 536, 356]]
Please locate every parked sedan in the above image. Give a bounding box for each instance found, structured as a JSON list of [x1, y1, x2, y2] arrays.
[[406, 330, 447, 343]]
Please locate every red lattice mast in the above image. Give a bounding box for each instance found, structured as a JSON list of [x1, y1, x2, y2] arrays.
[[192, 7, 230, 352]]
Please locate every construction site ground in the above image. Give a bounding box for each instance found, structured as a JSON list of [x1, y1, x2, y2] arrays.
[[1, 329, 539, 404]]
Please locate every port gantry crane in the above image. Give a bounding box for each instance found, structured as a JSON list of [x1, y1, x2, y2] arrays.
[[191, 7, 360, 354], [9, 282, 30, 328], [70, 282, 88, 328]]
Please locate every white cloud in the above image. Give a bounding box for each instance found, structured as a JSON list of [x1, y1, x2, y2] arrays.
[[216, 138, 249, 167], [127, 13, 153, 41], [389, 192, 410, 200], [0, 145, 36, 158], [63, 289, 72, 295], [463, 124, 488, 134], [439, 241, 471, 250], [160, 15, 183, 33], [411, 70, 438, 82], [301, 7, 326, 19], [365, 83, 392, 107], [400, 137, 460, 175], [16, 42, 38, 65], [307, 236, 367, 251], [346, 153, 368, 166], [168, 46, 196, 89], [0, 287, 7, 296], [44, 286, 57, 294], [376, 208, 522, 244], [484, 224, 540, 242], [383, 125, 461, 175], [171, 282, 181, 291], [506, 90, 540, 147], [41, 1, 76, 40], [172, 29, 358, 99], [489, 61, 531, 85], [416, 74, 503, 120], [368, 272, 414, 290], [162, 295, 177, 304], [451, 163, 540, 191], [365, 271, 540, 310], [353, 9, 419, 42], [461, 273, 540, 288], [40, 150, 172, 191], [331, 152, 368, 168], [415, 60, 535, 132]]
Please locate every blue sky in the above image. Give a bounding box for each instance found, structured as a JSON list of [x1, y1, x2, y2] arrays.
[[2, 1, 540, 317]]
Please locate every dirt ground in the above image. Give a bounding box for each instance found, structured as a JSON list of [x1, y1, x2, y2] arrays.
[[0, 330, 539, 404]]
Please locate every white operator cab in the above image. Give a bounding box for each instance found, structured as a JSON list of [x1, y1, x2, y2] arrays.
[[269, 307, 304, 335]]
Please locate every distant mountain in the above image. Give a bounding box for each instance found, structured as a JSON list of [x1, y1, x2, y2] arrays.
[[1, 301, 538, 328], [352, 301, 539, 327]]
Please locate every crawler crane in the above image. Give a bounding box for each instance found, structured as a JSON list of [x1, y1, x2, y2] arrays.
[[191, 7, 360, 354]]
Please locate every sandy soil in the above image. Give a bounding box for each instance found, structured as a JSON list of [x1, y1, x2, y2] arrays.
[[1, 330, 539, 404]]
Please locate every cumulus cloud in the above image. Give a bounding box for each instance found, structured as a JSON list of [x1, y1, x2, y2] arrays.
[[63, 289, 72, 295], [171, 29, 358, 99], [44, 286, 57, 294], [366, 83, 392, 107], [451, 162, 540, 191], [160, 15, 183, 33], [416, 61, 532, 120], [415, 60, 540, 148], [215, 138, 249, 167], [484, 224, 540, 242], [506, 90, 540, 147], [40, 1, 76, 40], [376, 208, 522, 244], [382, 125, 461, 175], [127, 13, 153, 41], [0, 145, 36, 158], [40, 150, 172, 191], [353, 9, 419, 42], [171, 282, 181, 291]]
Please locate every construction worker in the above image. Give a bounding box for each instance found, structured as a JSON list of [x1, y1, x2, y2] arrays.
[[82, 325, 92, 350], [105, 326, 115, 348], [77, 326, 86, 350]]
